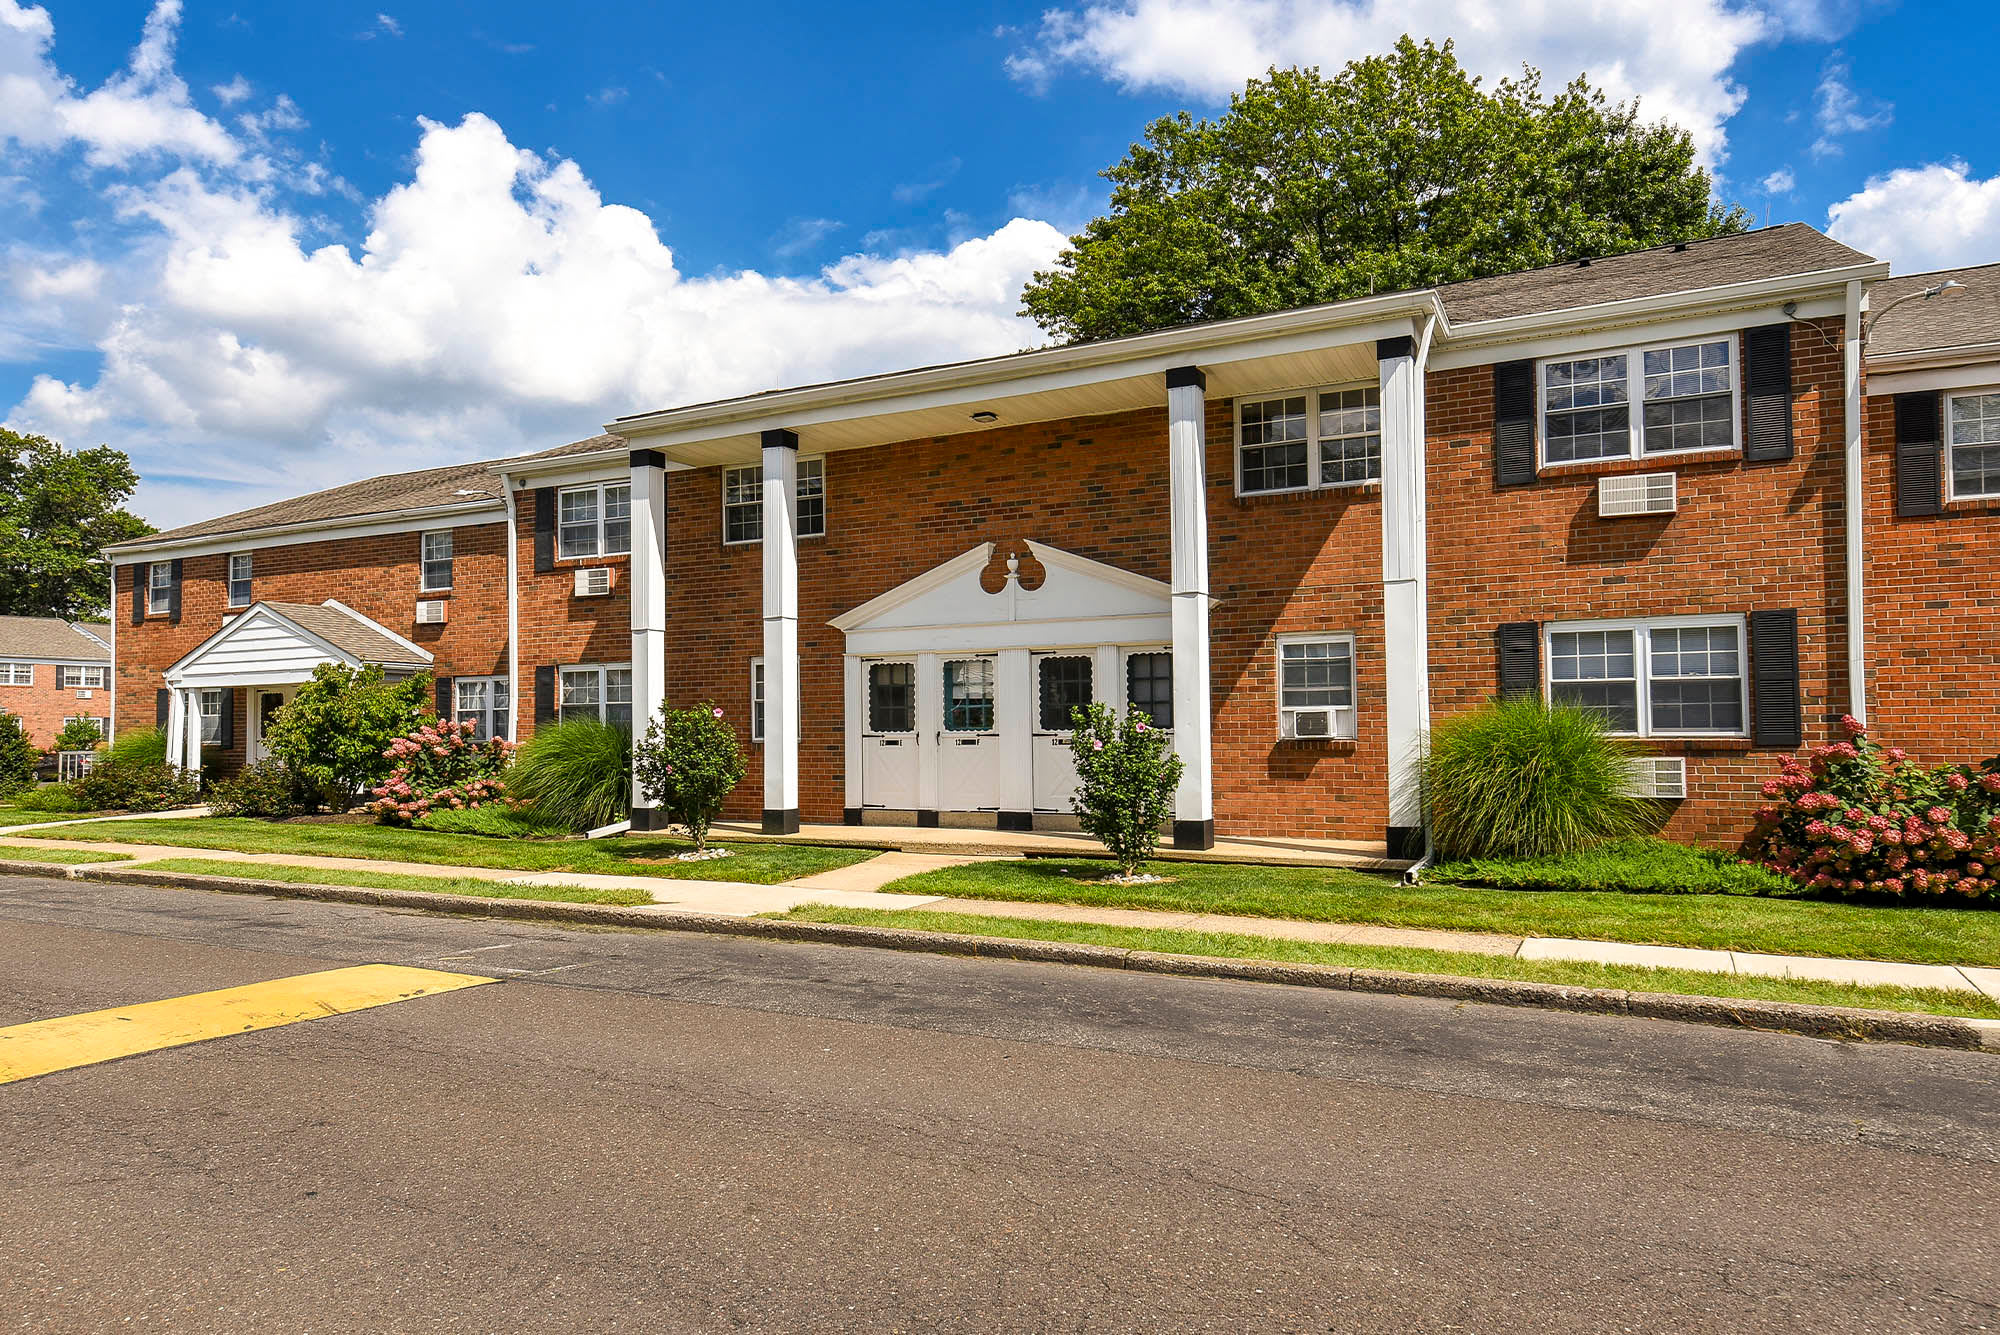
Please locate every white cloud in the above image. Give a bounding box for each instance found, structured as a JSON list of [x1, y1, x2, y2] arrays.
[[375, 13, 401, 38], [586, 85, 628, 107], [1004, 0, 1864, 167], [1760, 167, 1795, 194], [212, 74, 251, 105], [1809, 54, 1890, 159], [770, 216, 842, 258], [0, 4, 1068, 528], [893, 157, 962, 204], [1827, 161, 2000, 273]]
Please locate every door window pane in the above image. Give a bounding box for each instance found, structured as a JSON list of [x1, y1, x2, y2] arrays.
[[1125, 652, 1173, 729], [1037, 656, 1093, 731], [943, 659, 995, 732], [868, 662, 914, 733]]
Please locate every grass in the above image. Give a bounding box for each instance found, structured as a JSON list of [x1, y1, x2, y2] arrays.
[[781, 906, 2000, 1021], [22, 816, 875, 884], [0, 807, 114, 826], [138, 857, 657, 906], [1426, 836, 1794, 896], [0, 846, 133, 864], [865, 856, 2000, 968], [414, 805, 579, 838]]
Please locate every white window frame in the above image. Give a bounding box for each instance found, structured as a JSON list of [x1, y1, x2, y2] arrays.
[[56, 665, 106, 690], [1944, 385, 2000, 501], [1233, 384, 1383, 497], [722, 456, 827, 545], [750, 657, 764, 741], [1542, 614, 1749, 739], [557, 662, 634, 729], [556, 483, 633, 560], [0, 661, 32, 686], [197, 688, 225, 746], [453, 676, 509, 742], [419, 530, 454, 591], [1274, 633, 1358, 740], [1537, 333, 1742, 467], [147, 561, 172, 615], [61, 715, 108, 741], [227, 552, 253, 608]]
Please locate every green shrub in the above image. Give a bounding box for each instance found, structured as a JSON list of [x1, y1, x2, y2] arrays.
[[0, 714, 35, 796], [414, 804, 576, 838], [10, 784, 90, 813], [74, 759, 199, 812], [52, 718, 105, 752], [103, 727, 168, 768], [1066, 703, 1184, 876], [1426, 836, 1794, 895], [265, 664, 432, 810], [632, 703, 745, 850], [505, 718, 632, 833], [368, 718, 511, 825], [207, 760, 307, 818], [1421, 697, 1658, 860]]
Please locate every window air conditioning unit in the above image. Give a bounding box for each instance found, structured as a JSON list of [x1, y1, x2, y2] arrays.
[[1282, 707, 1351, 740], [1629, 756, 1687, 800], [415, 599, 447, 625], [574, 567, 613, 597], [1597, 472, 1677, 517]]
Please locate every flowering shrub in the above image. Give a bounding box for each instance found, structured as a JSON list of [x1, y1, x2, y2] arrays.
[[1066, 702, 1184, 876], [368, 718, 512, 826], [1753, 716, 2000, 902], [632, 703, 745, 850]]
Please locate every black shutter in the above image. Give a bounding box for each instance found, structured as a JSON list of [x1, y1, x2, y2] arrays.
[[1749, 609, 1802, 748], [130, 564, 145, 624], [534, 665, 556, 725], [533, 487, 556, 572], [1743, 323, 1794, 462], [155, 687, 169, 728], [435, 676, 453, 720], [1893, 392, 1943, 518], [217, 689, 236, 750], [1493, 360, 1537, 486], [167, 558, 183, 624], [1496, 622, 1541, 698]]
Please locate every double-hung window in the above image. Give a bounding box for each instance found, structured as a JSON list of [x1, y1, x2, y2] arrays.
[[1545, 616, 1746, 737], [56, 666, 106, 690], [558, 664, 633, 729], [1236, 387, 1382, 495], [1540, 336, 1738, 464], [723, 458, 826, 544], [62, 715, 108, 740], [197, 689, 226, 745], [1277, 636, 1356, 740], [0, 662, 31, 686], [1947, 389, 2000, 500], [420, 531, 454, 591], [227, 553, 253, 607], [454, 677, 509, 742], [557, 484, 632, 559], [147, 562, 173, 615]]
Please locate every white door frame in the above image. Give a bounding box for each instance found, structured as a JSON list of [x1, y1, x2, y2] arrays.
[[247, 685, 295, 764]]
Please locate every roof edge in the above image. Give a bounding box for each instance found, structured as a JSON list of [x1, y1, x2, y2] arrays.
[[104, 495, 506, 559]]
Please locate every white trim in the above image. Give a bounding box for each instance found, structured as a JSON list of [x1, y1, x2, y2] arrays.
[[147, 561, 173, 615], [1863, 340, 2000, 378], [500, 471, 521, 744], [750, 656, 764, 742], [1843, 280, 1867, 726], [450, 675, 510, 742], [419, 529, 454, 591], [1542, 614, 1750, 739], [55, 664, 108, 690], [1231, 381, 1383, 497], [1536, 332, 1742, 468], [106, 500, 503, 563], [556, 661, 635, 727], [1274, 632, 1357, 740], [829, 543, 993, 632], [0, 661, 33, 686], [722, 456, 826, 545], [1864, 361, 2000, 397], [226, 552, 253, 608], [1942, 384, 2000, 502]]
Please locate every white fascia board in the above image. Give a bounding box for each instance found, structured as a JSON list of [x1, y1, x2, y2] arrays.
[[12, 656, 112, 669], [1863, 345, 2000, 395], [104, 500, 505, 565], [320, 599, 435, 664], [507, 455, 696, 485], [163, 604, 363, 685], [829, 544, 995, 632], [610, 295, 1444, 448]]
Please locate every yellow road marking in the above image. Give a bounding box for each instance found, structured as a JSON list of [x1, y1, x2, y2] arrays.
[[0, 964, 496, 1085]]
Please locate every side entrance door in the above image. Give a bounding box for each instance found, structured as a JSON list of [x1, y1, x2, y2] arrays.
[[859, 659, 919, 809], [1030, 652, 1093, 813], [247, 686, 293, 764]]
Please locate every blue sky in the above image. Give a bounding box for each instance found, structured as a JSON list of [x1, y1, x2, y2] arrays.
[[3, 0, 1996, 528]]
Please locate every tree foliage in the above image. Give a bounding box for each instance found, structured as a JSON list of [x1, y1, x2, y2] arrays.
[[0, 429, 153, 620], [633, 703, 745, 850], [263, 664, 433, 810], [1021, 38, 1749, 343], [1066, 702, 1184, 876], [0, 714, 36, 796]]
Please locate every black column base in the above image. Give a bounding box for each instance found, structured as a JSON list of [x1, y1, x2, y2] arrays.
[[997, 811, 1034, 832], [761, 808, 800, 835], [842, 807, 864, 827], [916, 810, 940, 828], [628, 805, 659, 832], [1386, 825, 1426, 860], [1173, 818, 1214, 850]]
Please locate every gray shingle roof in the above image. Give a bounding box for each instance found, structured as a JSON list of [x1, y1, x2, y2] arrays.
[[262, 602, 430, 668], [502, 432, 626, 468], [0, 616, 112, 662], [1865, 263, 2000, 358]]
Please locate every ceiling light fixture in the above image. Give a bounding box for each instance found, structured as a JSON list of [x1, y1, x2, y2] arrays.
[[970, 411, 999, 423]]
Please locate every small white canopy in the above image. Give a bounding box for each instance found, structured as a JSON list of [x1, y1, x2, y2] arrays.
[[163, 600, 432, 689]]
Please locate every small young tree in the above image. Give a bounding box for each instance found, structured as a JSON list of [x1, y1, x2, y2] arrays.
[[632, 703, 746, 851], [0, 713, 37, 796], [53, 717, 104, 752], [1066, 703, 1184, 877], [264, 664, 432, 810]]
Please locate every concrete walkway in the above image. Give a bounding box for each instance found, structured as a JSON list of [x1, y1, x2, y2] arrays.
[[707, 819, 1410, 870]]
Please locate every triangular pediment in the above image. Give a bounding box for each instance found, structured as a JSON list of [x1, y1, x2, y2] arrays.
[[831, 542, 1171, 636], [164, 601, 430, 687]]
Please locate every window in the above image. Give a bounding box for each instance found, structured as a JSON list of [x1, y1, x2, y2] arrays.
[[1037, 656, 1093, 732], [558, 665, 633, 729], [1947, 390, 2000, 500], [0, 662, 32, 686], [148, 561, 172, 615], [556, 484, 632, 559], [867, 662, 914, 733], [454, 677, 509, 742], [723, 458, 826, 544], [56, 666, 106, 690], [1125, 651, 1173, 729], [1540, 336, 1737, 464], [228, 553, 253, 607], [1546, 617, 1745, 737], [750, 659, 764, 741], [197, 689, 225, 745], [420, 531, 453, 591], [61, 716, 108, 741], [1277, 637, 1356, 740], [1235, 387, 1382, 496], [943, 659, 995, 732]]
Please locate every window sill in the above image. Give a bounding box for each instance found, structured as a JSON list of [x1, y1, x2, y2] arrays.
[[1274, 737, 1358, 752], [418, 587, 454, 597], [1944, 494, 2000, 513], [1537, 449, 1740, 481], [552, 553, 631, 566], [1631, 736, 1755, 753], [1233, 482, 1380, 505]]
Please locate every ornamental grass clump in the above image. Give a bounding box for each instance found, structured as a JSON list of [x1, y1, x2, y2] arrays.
[[1753, 716, 2000, 902], [505, 717, 632, 834], [1066, 702, 1184, 878], [1421, 697, 1657, 860], [368, 718, 513, 826], [632, 703, 746, 852]]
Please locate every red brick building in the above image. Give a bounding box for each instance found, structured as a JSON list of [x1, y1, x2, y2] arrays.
[[104, 224, 2000, 858], [0, 616, 113, 750]]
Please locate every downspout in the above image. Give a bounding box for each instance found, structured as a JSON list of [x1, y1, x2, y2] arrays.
[[105, 556, 116, 743], [501, 471, 521, 744], [1843, 280, 1867, 726], [1402, 310, 1440, 885]]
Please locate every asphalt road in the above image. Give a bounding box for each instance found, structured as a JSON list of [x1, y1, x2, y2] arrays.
[[2, 873, 1997, 1333]]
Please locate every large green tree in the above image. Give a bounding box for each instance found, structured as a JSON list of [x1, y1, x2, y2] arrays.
[[0, 429, 153, 620], [1021, 38, 1749, 343]]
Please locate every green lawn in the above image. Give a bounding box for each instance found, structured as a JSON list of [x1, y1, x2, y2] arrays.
[[23, 818, 875, 885], [0, 808, 114, 826], [782, 906, 2000, 1021], [1426, 837, 1794, 896], [0, 846, 134, 864], [140, 858, 656, 906], [872, 857, 2000, 968]]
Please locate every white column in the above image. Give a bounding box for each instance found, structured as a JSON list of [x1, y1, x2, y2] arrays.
[[915, 650, 941, 822], [629, 449, 669, 829], [1378, 327, 1432, 860], [164, 684, 187, 774], [841, 655, 864, 823], [181, 689, 204, 778], [1843, 279, 1867, 725], [1166, 366, 1213, 849], [996, 647, 1033, 828], [760, 429, 801, 833]]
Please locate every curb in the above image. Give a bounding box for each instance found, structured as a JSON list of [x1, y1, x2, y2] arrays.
[[50, 862, 2000, 1055]]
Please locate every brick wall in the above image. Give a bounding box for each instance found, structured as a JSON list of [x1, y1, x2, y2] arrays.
[[1425, 317, 1852, 848], [0, 662, 110, 751], [512, 486, 632, 732]]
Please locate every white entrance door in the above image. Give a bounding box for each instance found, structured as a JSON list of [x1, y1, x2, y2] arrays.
[[860, 660, 919, 808], [1031, 652, 1093, 812], [937, 656, 1000, 810], [248, 686, 293, 763]]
